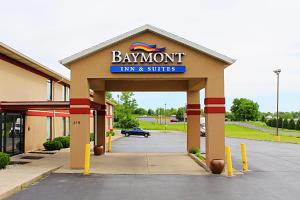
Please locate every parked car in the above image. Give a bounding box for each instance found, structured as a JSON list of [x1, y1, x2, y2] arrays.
[[200, 123, 206, 137], [121, 128, 150, 138], [170, 119, 178, 122]]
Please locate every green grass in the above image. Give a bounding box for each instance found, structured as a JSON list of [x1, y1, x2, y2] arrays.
[[248, 121, 300, 133], [139, 120, 300, 144], [139, 120, 186, 132], [225, 124, 300, 144]]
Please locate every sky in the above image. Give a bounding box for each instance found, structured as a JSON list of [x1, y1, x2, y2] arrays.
[[0, 0, 299, 112]]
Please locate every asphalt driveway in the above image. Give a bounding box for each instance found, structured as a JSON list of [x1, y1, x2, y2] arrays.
[[8, 131, 300, 200]]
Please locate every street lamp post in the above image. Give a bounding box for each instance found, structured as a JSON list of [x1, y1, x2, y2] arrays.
[[164, 103, 167, 131], [273, 69, 281, 137]]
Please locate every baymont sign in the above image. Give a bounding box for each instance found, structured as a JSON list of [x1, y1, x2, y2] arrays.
[[112, 51, 185, 64], [110, 42, 186, 73]]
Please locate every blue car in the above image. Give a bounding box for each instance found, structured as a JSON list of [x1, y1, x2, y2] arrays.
[[121, 128, 150, 138]]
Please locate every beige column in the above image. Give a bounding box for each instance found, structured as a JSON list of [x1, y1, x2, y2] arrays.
[[186, 91, 200, 152], [93, 91, 106, 152], [205, 74, 225, 169], [69, 76, 90, 169]]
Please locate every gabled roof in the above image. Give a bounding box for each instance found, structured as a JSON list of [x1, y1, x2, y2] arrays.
[[0, 42, 70, 85], [59, 24, 236, 66]]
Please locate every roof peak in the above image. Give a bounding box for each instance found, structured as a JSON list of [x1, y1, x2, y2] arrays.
[[60, 24, 235, 66]]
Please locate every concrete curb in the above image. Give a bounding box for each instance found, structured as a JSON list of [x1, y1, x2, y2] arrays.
[[188, 153, 211, 172], [0, 166, 61, 200]]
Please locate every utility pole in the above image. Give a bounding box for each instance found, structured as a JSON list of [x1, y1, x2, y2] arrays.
[[273, 69, 281, 137]]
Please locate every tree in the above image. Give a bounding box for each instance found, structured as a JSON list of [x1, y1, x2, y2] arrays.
[[295, 120, 300, 130], [283, 118, 289, 129], [176, 107, 185, 121], [134, 108, 147, 115], [166, 108, 177, 116], [271, 118, 277, 127], [105, 92, 114, 101], [288, 119, 295, 130], [114, 92, 139, 128], [266, 119, 271, 127], [120, 92, 138, 114], [147, 109, 155, 116], [230, 98, 259, 121], [225, 112, 234, 121], [116, 116, 139, 129], [261, 115, 266, 122], [155, 108, 164, 116]]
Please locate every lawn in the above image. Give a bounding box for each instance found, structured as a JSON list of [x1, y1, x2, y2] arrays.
[[139, 120, 187, 132], [225, 124, 300, 144], [248, 121, 300, 133], [138, 119, 300, 144]]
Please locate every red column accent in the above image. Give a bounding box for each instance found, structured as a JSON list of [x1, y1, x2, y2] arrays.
[[70, 98, 91, 114], [186, 104, 201, 115], [70, 98, 90, 105], [204, 97, 226, 113], [204, 97, 225, 105], [204, 107, 226, 113]]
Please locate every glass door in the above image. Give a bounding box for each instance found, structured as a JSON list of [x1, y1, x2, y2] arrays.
[[0, 113, 4, 152], [3, 113, 24, 155]]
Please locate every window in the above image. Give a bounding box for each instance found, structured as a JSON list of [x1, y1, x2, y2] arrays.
[[61, 85, 67, 101], [66, 117, 70, 136], [62, 117, 66, 136], [47, 79, 53, 101], [66, 87, 70, 101], [46, 117, 52, 141]]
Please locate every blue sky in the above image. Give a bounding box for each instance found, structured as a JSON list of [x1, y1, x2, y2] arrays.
[[0, 0, 299, 112]]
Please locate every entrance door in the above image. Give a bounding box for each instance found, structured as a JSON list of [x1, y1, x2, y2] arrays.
[[0, 112, 24, 155]]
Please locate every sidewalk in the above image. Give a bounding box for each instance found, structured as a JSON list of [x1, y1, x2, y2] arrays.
[[0, 134, 123, 199], [56, 152, 208, 175]]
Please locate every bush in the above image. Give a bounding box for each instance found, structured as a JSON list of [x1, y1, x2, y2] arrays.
[[106, 131, 115, 137], [116, 116, 139, 129], [191, 148, 200, 154], [90, 133, 94, 142], [283, 118, 289, 129], [261, 115, 266, 122], [296, 120, 300, 130], [195, 152, 204, 160], [53, 136, 70, 148], [288, 119, 295, 130], [0, 152, 10, 169], [265, 119, 271, 127], [271, 118, 277, 127], [43, 140, 63, 151]]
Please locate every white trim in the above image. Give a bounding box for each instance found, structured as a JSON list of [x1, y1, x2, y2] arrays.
[[59, 24, 236, 66]]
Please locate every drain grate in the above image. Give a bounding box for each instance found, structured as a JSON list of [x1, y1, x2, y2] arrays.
[[29, 151, 56, 155], [20, 156, 44, 160], [9, 161, 31, 165]]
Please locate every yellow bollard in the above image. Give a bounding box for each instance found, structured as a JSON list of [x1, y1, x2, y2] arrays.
[[84, 143, 90, 175], [108, 134, 112, 152], [225, 145, 233, 177], [240, 143, 248, 172]]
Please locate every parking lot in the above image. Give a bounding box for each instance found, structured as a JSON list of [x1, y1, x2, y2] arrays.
[[8, 131, 300, 200]]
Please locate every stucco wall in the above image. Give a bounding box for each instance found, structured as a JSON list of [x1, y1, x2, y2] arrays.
[[54, 116, 64, 138], [0, 58, 71, 153], [0, 59, 47, 100], [25, 116, 47, 151]]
